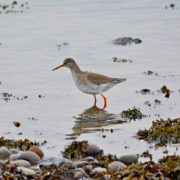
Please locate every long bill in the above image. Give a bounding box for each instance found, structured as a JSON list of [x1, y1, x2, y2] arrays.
[[52, 64, 64, 71]]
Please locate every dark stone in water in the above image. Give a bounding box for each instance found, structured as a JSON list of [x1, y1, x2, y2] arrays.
[[113, 37, 142, 46]]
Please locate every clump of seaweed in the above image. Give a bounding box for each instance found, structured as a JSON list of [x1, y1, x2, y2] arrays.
[[13, 121, 21, 127], [112, 57, 132, 63], [40, 162, 75, 179], [62, 141, 89, 159], [1, 92, 28, 102], [143, 70, 158, 76], [160, 85, 170, 98], [0, 1, 29, 14], [0, 136, 47, 151], [121, 107, 143, 120], [158, 155, 180, 179], [136, 88, 152, 94], [96, 154, 118, 167], [117, 161, 167, 179], [137, 118, 180, 146]]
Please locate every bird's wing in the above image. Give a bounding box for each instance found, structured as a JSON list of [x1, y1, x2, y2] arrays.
[[85, 72, 125, 85]]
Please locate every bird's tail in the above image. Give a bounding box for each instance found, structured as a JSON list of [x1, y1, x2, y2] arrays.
[[116, 78, 126, 83]]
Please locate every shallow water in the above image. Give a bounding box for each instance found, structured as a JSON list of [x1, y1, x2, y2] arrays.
[[0, 0, 180, 161]]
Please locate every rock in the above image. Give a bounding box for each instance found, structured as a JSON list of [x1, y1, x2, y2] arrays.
[[119, 154, 138, 165], [75, 160, 89, 167], [84, 164, 93, 171], [17, 167, 36, 176], [91, 167, 106, 175], [10, 148, 20, 154], [0, 146, 11, 159], [108, 161, 127, 171], [82, 143, 102, 157], [113, 37, 142, 46], [74, 171, 83, 179], [82, 156, 95, 162], [11, 160, 31, 167], [30, 146, 44, 159], [18, 151, 41, 165], [40, 157, 75, 167], [10, 154, 20, 161], [74, 168, 89, 179]]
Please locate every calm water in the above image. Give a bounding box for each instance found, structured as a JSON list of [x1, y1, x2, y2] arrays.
[[0, 0, 180, 160]]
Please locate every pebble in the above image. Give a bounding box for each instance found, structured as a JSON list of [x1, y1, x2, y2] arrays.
[[11, 160, 31, 167], [30, 146, 44, 159], [75, 160, 89, 167], [0, 146, 11, 159], [108, 161, 127, 171], [91, 167, 106, 175], [10, 154, 20, 161], [119, 154, 138, 165], [10, 148, 20, 154], [18, 151, 41, 165], [74, 168, 89, 179], [82, 143, 102, 156], [84, 164, 93, 171], [17, 167, 36, 176]]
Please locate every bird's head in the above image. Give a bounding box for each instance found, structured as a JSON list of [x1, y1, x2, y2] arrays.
[[52, 58, 76, 71]]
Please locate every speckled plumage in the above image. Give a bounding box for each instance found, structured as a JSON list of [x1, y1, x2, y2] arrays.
[[53, 58, 126, 109]]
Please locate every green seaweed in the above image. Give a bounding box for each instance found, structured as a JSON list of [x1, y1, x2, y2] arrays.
[[137, 118, 180, 146], [96, 154, 118, 167], [121, 107, 143, 120], [62, 141, 88, 159], [159, 155, 180, 179], [0, 136, 46, 151]]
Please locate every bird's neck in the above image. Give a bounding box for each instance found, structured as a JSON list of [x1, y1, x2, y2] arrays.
[[70, 63, 81, 76]]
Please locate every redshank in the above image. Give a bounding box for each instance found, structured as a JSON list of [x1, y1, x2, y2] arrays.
[[52, 58, 126, 109]]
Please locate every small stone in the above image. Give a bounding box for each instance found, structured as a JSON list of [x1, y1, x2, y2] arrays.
[[17, 167, 36, 176], [11, 160, 31, 167], [84, 164, 93, 171], [30, 146, 44, 159], [108, 161, 127, 171], [82, 156, 95, 162], [82, 143, 102, 157], [10, 154, 20, 161], [75, 160, 89, 167], [119, 154, 138, 165], [10, 149, 20, 154], [0, 146, 11, 159], [91, 167, 106, 175], [74, 168, 89, 179], [18, 151, 41, 165]]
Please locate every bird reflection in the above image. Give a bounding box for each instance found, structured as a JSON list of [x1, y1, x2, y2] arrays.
[[66, 105, 125, 140]]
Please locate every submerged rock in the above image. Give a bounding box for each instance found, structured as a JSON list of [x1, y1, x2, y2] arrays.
[[113, 37, 142, 46]]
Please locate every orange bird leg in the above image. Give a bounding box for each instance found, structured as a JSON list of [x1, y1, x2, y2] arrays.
[[94, 95, 97, 106], [101, 94, 107, 109]]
